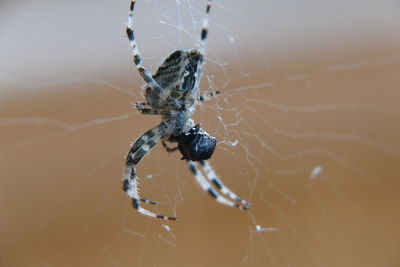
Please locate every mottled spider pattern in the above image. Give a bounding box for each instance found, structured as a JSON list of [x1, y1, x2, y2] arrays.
[[123, 0, 251, 220]]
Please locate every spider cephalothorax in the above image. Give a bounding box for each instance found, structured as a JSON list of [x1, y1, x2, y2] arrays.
[[177, 125, 217, 161], [122, 0, 251, 220]]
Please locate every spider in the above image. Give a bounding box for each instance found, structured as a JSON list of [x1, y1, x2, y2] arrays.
[[123, 0, 251, 220]]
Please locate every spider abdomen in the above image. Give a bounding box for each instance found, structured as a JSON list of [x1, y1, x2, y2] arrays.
[[146, 50, 203, 110]]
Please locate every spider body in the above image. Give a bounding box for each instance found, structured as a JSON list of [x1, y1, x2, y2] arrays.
[[176, 125, 216, 161], [147, 50, 203, 112], [123, 0, 251, 220]]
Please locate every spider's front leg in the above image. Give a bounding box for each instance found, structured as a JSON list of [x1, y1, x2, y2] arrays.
[[123, 119, 178, 220], [188, 161, 251, 211], [162, 139, 179, 153], [174, 124, 251, 210], [199, 160, 251, 209]]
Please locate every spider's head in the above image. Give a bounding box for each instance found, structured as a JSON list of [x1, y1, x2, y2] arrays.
[[178, 125, 216, 161]]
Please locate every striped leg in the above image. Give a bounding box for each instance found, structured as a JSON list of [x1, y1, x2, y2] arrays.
[[188, 161, 248, 210], [199, 0, 213, 55], [198, 90, 220, 102], [200, 160, 251, 209], [123, 120, 177, 220], [162, 140, 179, 153], [128, 119, 175, 163], [126, 0, 165, 99]]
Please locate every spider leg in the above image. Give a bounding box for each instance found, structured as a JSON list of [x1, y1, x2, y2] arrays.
[[126, 0, 165, 98], [200, 160, 251, 209], [162, 139, 179, 153], [199, 0, 213, 55], [140, 198, 157, 205], [138, 109, 167, 116], [129, 119, 176, 164], [198, 90, 220, 102], [188, 161, 248, 210], [123, 120, 178, 220]]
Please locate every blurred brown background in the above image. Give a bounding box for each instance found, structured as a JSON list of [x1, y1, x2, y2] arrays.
[[1, 0, 400, 266]]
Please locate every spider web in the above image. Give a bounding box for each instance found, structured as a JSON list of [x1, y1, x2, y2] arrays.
[[1, 0, 400, 266]]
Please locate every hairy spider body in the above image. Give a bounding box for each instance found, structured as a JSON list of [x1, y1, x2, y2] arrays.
[[147, 50, 203, 112], [176, 125, 217, 161], [123, 0, 251, 220]]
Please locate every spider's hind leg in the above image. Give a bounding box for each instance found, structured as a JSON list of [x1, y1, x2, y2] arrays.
[[126, 0, 165, 100], [198, 90, 220, 102], [198, 0, 213, 54]]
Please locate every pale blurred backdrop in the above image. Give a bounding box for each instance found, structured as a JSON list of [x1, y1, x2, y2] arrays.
[[1, 0, 400, 266]]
